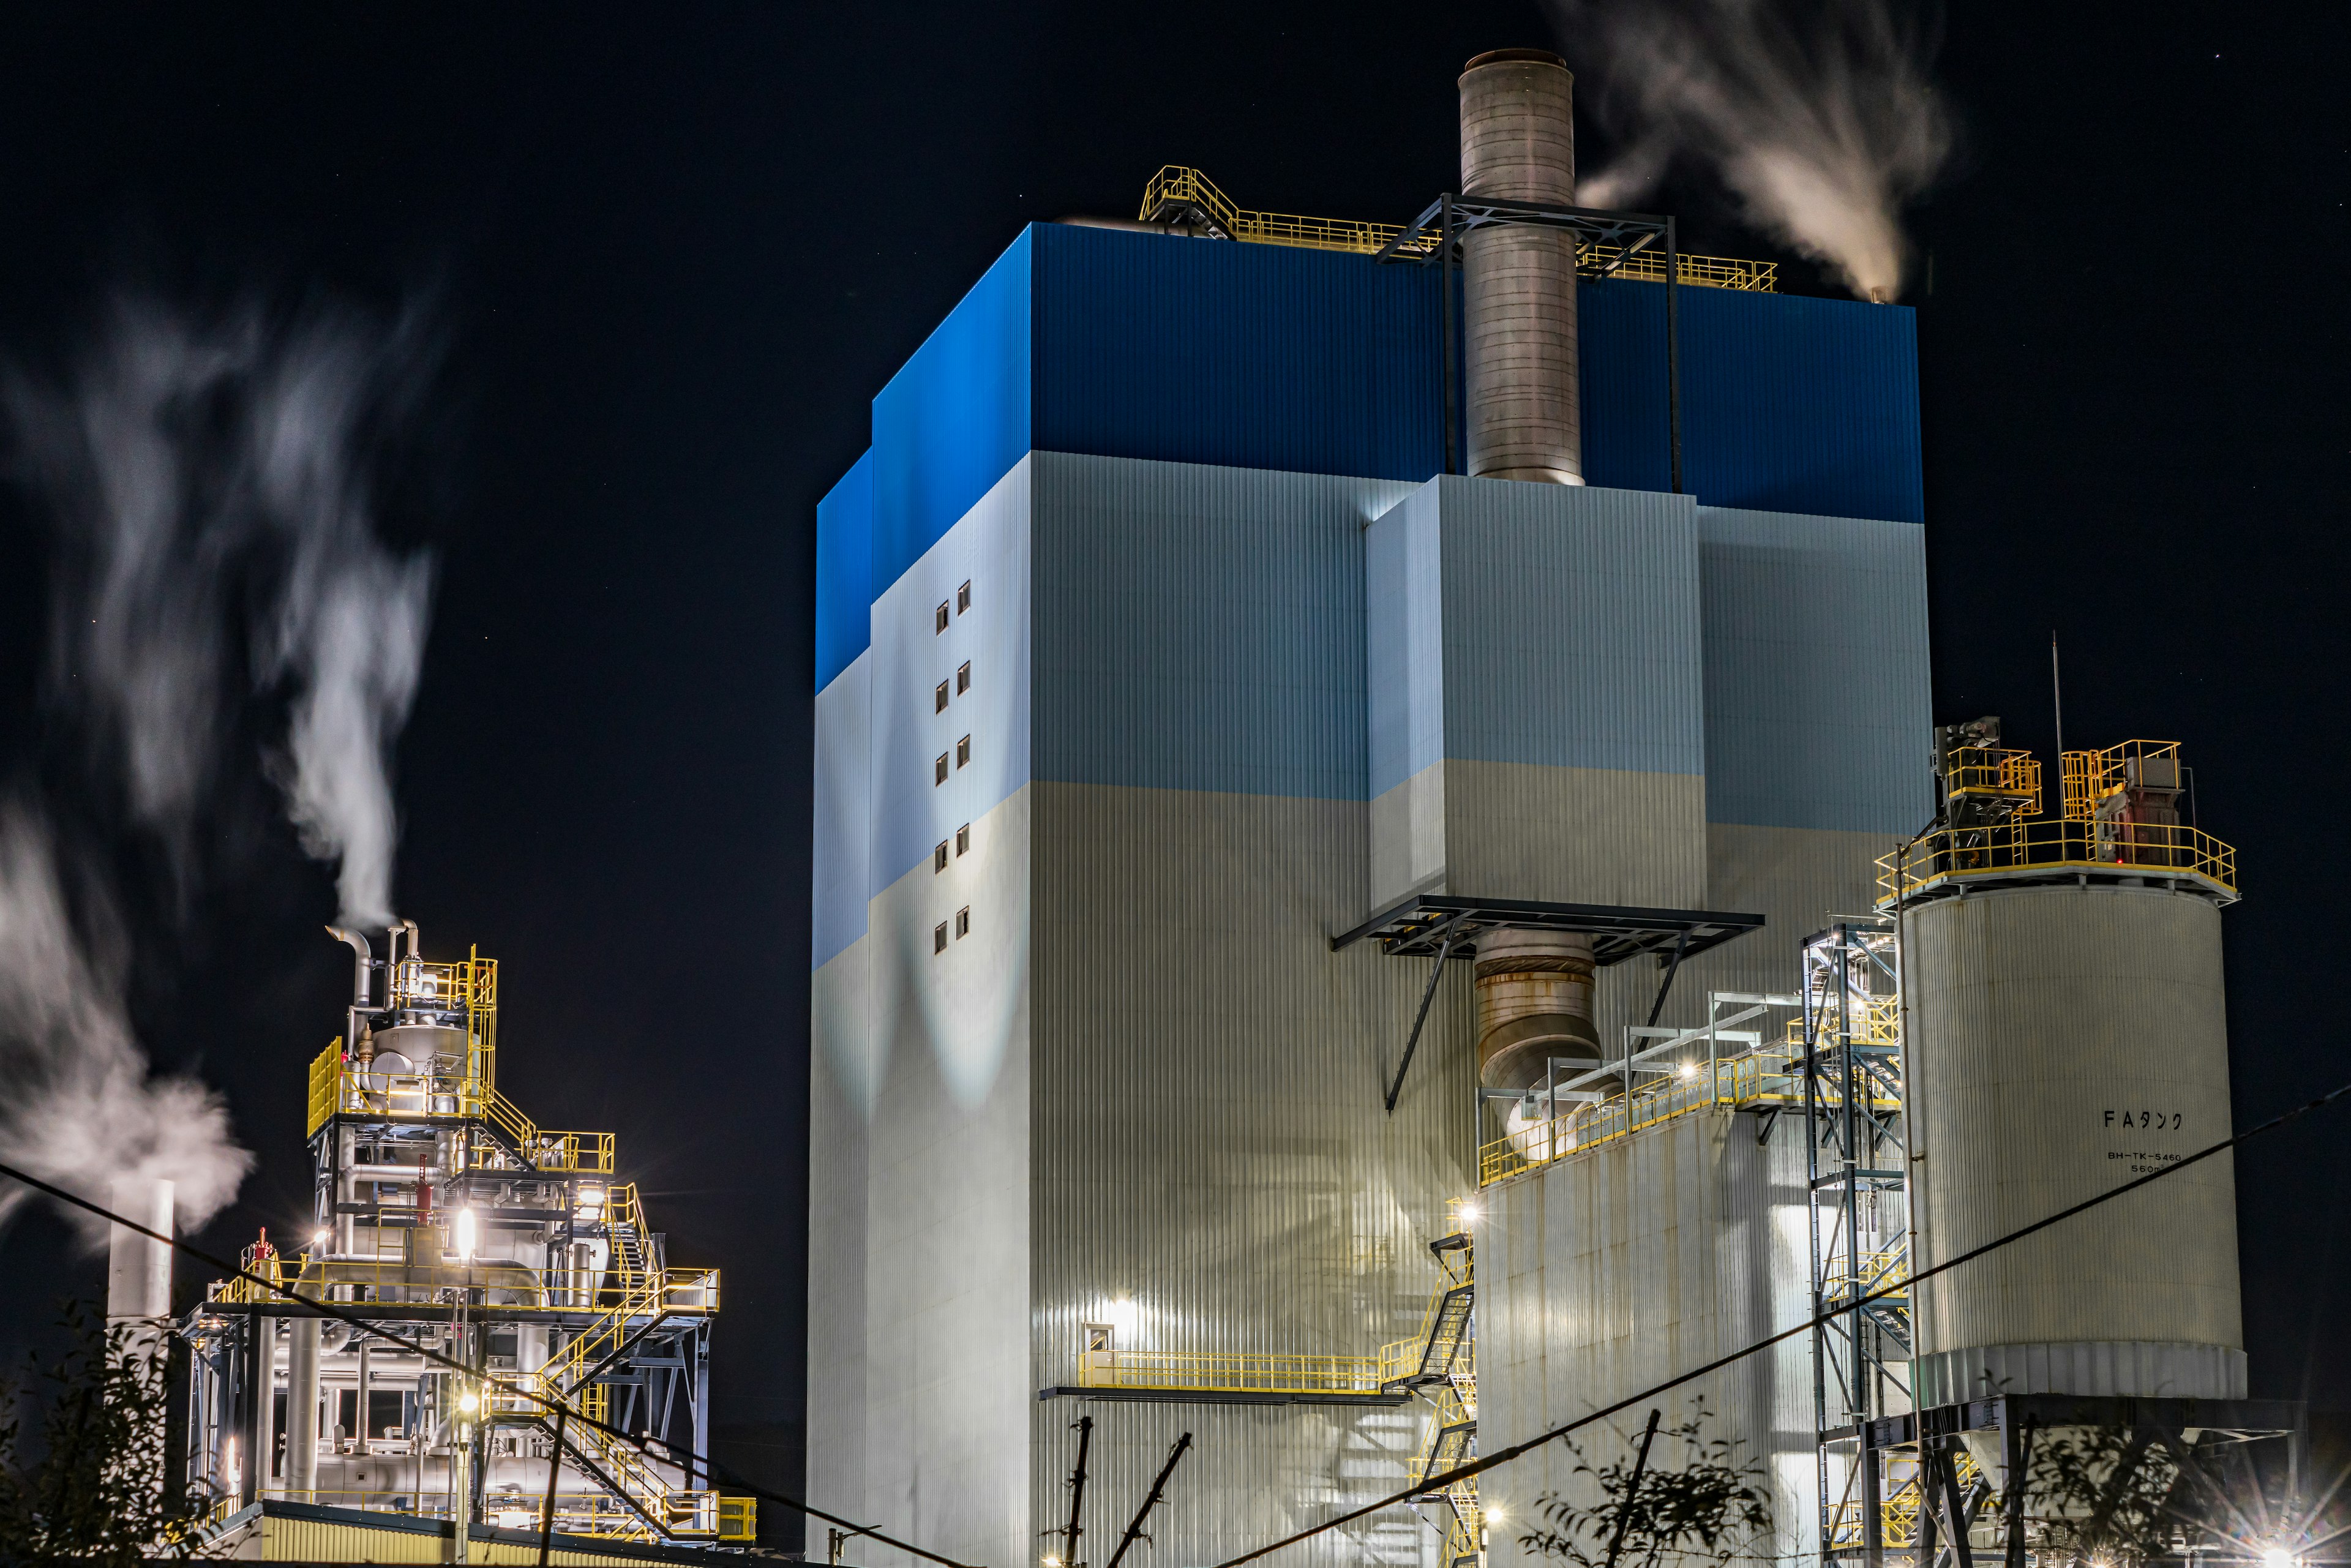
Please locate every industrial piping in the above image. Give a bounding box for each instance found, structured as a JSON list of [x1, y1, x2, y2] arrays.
[[1459, 49, 1583, 484]]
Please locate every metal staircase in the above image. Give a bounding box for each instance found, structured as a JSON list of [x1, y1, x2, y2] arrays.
[[1386, 1213, 1482, 1568]]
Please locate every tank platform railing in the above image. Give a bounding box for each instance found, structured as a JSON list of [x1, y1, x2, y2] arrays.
[[1136, 165, 1778, 288], [1877, 814, 2237, 906]]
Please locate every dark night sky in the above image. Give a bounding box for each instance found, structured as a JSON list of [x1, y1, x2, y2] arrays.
[[0, 0, 2343, 1531]]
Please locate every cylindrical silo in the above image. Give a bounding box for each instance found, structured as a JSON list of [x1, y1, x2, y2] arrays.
[[1903, 882, 2244, 1405], [1459, 50, 1583, 484]]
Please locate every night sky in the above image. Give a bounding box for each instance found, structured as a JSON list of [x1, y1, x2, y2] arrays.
[[0, 1, 2343, 1542]]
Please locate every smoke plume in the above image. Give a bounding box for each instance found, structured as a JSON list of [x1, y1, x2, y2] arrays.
[[1548, 0, 1952, 301], [0, 806, 251, 1239], [0, 296, 437, 1237]]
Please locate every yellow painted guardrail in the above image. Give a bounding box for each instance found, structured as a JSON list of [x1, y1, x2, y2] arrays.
[[1877, 815, 2235, 905], [1478, 1048, 1901, 1188], [1078, 1347, 1390, 1397], [1137, 165, 1778, 290]]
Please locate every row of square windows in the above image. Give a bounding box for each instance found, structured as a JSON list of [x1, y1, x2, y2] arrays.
[[932, 905, 972, 953], [934, 661, 971, 711], [933, 579, 973, 634], [934, 736, 972, 784]]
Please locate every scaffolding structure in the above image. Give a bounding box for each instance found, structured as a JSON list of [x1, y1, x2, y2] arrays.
[[1796, 920, 1916, 1563], [179, 928, 751, 1551]]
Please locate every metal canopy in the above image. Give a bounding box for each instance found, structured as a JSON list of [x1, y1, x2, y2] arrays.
[[1332, 894, 1762, 967]]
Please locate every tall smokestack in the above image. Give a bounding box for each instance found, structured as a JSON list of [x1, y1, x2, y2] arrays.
[[1459, 50, 1583, 484], [106, 1176, 175, 1325]]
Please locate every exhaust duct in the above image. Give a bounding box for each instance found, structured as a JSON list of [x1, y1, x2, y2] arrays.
[[1459, 50, 1583, 484]]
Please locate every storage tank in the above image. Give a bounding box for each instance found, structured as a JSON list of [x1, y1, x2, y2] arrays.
[[1901, 757, 2244, 1404]]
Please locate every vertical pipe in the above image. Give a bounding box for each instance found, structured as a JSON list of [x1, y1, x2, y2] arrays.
[[287, 1318, 320, 1498], [1665, 217, 1684, 495], [1440, 194, 1457, 476], [1459, 50, 1583, 483]]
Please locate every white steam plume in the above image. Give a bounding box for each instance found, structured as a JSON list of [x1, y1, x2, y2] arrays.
[[1548, 0, 1952, 301], [13, 299, 437, 927], [0, 804, 251, 1240], [0, 297, 437, 1238], [248, 319, 435, 929]]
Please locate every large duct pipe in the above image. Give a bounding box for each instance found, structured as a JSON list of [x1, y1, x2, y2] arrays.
[[1459, 50, 1583, 484], [287, 1317, 321, 1498], [1474, 929, 1600, 1093]]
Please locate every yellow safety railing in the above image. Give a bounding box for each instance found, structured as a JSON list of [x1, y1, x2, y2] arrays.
[[307, 1039, 342, 1136], [1821, 1245, 1909, 1299], [1878, 814, 2235, 904], [1944, 745, 2041, 815], [2062, 738, 2185, 821], [1828, 1447, 1982, 1550], [1378, 1244, 1474, 1386], [1137, 166, 1777, 289], [1077, 1347, 1389, 1397], [1477, 1048, 1901, 1187]]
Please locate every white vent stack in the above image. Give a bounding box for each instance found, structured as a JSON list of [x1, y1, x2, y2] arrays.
[[105, 1176, 175, 1327], [1459, 48, 1583, 484]]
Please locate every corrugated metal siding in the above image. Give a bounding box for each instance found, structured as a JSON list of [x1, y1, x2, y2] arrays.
[[1027, 780, 1472, 1568], [865, 458, 1033, 893], [1697, 506, 1931, 835], [812, 654, 871, 970], [816, 451, 874, 691], [1480, 1110, 1815, 1568], [859, 787, 1034, 1568], [1580, 278, 1925, 523], [869, 230, 1033, 601], [1030, 453, 1415, 801], [1033, 223, 1445, 483], [806, 938, 871, 1529], [1903, 885, 2242, 1365], [1432, 476, 1704, 776]]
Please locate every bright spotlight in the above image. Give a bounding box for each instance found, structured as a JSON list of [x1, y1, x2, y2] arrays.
[[2262, 1549, 2297, 1568], [1458, 1202, 1482, 1226], [312, 1228, 331, 1250], [455, 1206, 479, 1262], [459, 1388, 480, 1414], [1678, 1060, 1699, 1080]]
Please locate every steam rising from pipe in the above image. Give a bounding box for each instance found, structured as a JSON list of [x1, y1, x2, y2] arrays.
[[1547, 0, 1952, 301], [0, 806, 250, 1240], [0, 296, 438, 1238]]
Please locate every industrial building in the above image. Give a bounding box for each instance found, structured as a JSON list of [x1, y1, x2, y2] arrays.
[[156, 926, 754, 1562], [809, 51, 2280, 1568]]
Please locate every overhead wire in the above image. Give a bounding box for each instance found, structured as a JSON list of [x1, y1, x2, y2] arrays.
[[0, 1158, 977, 1568], [1210, 1071, 2351, 1568]]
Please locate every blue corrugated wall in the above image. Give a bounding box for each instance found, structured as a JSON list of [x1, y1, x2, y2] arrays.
[[1030, 223, 1445, 486], [814, 224, 1924, 691], [868, 227, 1033, 614], [814, 451, 874, 691]]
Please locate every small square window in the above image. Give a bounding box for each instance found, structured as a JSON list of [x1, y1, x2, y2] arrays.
[[934, 753, 949, 786], [1084, 1323, 1112, 1352], [934, 602, 949, 634], [932, 923, 948, 955], [934, 680, 949, 713], [957, 580, 972, 614], [956, 735, 971, 768], [954, 823, 970, 857], [934, 841, 949, 874], [954, 906, 971, 939], [956, 661, 971, 696]]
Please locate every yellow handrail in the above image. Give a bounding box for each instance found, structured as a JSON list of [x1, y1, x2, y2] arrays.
[[1077, 1347, 1389, 1397], [1137, 165, 1778, 290], [1878, 814, 2235, 904]]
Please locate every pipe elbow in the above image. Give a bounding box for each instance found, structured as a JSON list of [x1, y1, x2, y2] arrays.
[[326, 925, 373, 1007]]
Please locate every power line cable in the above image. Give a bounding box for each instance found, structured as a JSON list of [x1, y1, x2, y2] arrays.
[[0, 1158, 980, 1568], [1211, 1073, 2351, 1568]]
